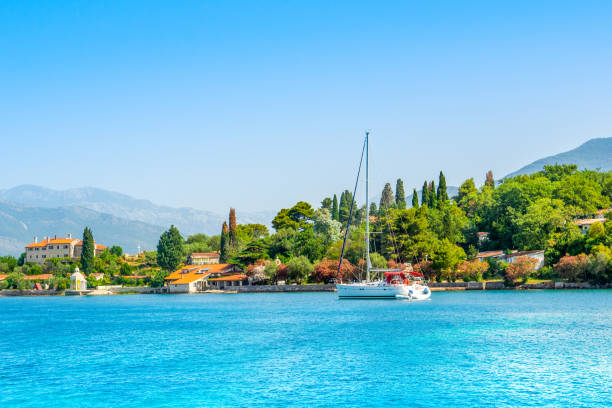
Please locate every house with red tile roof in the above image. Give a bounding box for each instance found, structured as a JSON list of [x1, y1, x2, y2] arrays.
[[25, 234, 106, 264], [188, 252, 220, 265], [164, 263, 241, 293]]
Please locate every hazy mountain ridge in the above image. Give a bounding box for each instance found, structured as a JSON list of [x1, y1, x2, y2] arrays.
[[505, 137, 612, 178]]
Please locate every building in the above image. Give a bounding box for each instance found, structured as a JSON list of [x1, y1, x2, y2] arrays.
[[477, 250, 545, 270], [70, 268, 87, 291], [207, 274, 249, 289], [574, 219, 605, 234], [477, 232, 490, 245], [165, 263, 240, 293], [25, 234, 106, 264], [188, 252, 220, 265]]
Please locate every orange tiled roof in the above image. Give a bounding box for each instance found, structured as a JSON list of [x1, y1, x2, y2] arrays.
[[575, 219, 604, 226], [190, 252, 219, 257], [208, 274, 248, 282], [26, 237, 78, 248], [171, 274, 210, 284], [165, 263, 234, 281], [123, 275, 146, 279], [74, 241, 107, 250], [0, 274, 7, 281], [477, 250, 504, 258], [24, 274, 53, 280]]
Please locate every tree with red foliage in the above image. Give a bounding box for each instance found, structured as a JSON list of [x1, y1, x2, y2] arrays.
[[505, 256, 536, 286], [414, 260, 436, 281], [276, 263, 289, 282], [313, 258, 353, 283], [554, 254, 589, 282]]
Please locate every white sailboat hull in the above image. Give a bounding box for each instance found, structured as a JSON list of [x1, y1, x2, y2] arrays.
[[336, 282, 431, 300]]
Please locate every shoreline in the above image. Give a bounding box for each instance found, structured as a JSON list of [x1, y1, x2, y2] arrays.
[[1, 281, 611, 297]]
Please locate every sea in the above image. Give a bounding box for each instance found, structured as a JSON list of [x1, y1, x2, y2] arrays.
[[1, 291, 610, 407]]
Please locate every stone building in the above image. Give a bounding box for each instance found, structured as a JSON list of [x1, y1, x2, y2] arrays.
[[25, 234, 106, 264]]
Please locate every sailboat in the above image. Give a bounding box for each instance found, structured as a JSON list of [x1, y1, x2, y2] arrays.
[[335, 132, 431, 300]]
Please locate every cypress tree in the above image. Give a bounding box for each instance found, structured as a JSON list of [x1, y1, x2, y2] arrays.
[[428, 181, 437, 208], [395, 179, 406, 209], [331, 194, 339, 221], [80, 226, 94, 274], [338, 191, 346, 223], [421, 181, 429, 206], [369, 202, 377, 216], [229, 208, 237, 246], [220, 222, 230, 263], [437, 171, 448, 204], [485, 170, 495, 188], [379, 183, 395, 210], [339, 190, 354, 224], [412, 188, 419, 208], [156, 225, 183, 271]]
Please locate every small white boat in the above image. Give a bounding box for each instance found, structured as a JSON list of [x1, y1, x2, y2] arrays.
[[334, 132, 431, 301]]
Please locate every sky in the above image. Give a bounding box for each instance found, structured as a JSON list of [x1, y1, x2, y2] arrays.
[[1, 0, 611, 213]]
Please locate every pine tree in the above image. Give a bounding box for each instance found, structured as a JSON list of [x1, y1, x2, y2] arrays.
[[437, 171, 448, 204], [229, 208, 237, 246], [395, 179, 406, 209], [428, 181, 437, 208], [157, 225, 183, 271], [421, 181, 429, 207], [485, 170, 495, 188], [321, 197, 332, 211], [380, 183, 395, 210], [331, 194, 339, 221], [412, 188, 419, 208], [80, 226, 95, 274], [220, 222, 230, 263]]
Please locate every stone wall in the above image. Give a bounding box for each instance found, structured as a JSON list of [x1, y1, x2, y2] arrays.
[[233, 284, 336, 293], [0, 290, 63, 296]]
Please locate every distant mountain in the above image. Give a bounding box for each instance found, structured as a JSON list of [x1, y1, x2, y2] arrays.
[[505, 137, 612, 178], [0, 185, 276, 256], [0, 201, 165, 256]]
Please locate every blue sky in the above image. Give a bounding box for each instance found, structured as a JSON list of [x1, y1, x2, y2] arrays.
[[1, 1, 611, 213]]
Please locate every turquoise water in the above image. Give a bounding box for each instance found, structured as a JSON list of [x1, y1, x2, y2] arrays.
[[1, 291, 611, 407]]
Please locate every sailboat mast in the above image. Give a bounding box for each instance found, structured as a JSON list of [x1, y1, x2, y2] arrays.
[[365, 131, 370, 282]]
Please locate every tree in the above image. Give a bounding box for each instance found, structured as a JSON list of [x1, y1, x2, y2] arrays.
[[332, 194, 339, 221], [554, 254, 589, 282], [313, 258, 353, 283], [437, 171, 449, 204], [456, 178, 478, 216], [321, 197, 332, 211], [339, 190, 356, 224], [229, 208, 237, 246], [157, 225, 184, 271], [286, 256, 313, 283], [119, 262, 132, 276], [395, 179, 406, 209], [456, 260, 489, 282], [421, 181, 429, 207], [110, 246, 123, 257], [380, 183, 395, 210], [505, 256, 536, 286], [272, 201, 314, 231], [220, 222, 230, 263], [312, 209, 342, 245], [428, 181, 437, 208], [431, 238, 466, 281], [485, 170, 495, 188], [80, 227, 95, 274], [369, 202, 377, 216], [412, 189, 419, 208]]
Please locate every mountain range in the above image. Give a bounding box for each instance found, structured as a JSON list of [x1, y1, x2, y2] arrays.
[[1, 137, 610, 256], [504, 137, 612, 178]]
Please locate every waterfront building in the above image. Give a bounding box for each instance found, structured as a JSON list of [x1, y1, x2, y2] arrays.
[[188, 252, 220, 265], [207, 274, 249, 289], [25, 234, 106, 264], [477, 250, 545, 270], [70, 268, 87, 291], [165, 263, 240, 293], [574, 219, 605, 234]]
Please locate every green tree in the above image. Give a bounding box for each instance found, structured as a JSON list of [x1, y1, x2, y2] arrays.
[[156, 225, 184, 271], [120, 262, 132, 276], [80, 227, 95, 274], [428, 181, 437, 208], [332, 194, 339, 221], [431, 238, 466, 281], [110, 246, 123, 257], [437, 171, 449, 204], [485, 170, 495, 188], [412, 189, 419, 208], [369, 202, 378, 215], [286, 255, 314, 283], [395, 179, 406, 209], [321, 197, 332, 211], [421, 181, 429, 207], [220, 222, 230, 263], [272, 201, 315, 231], [229, 208, 237, 246], [380, 183, 395, 210]]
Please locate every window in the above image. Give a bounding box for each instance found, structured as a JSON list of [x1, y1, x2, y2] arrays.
[[64, 245, 68, 249], [42, 255, 46, 258]]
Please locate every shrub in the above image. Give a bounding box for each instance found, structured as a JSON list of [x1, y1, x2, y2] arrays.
[[286, 256, 314, 284], [553, 254, 589, 282], [456, 260, 489, 282], [414, 261, 436, 282], [313, 258, 353, 283], [504, 256, 537, 286]]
